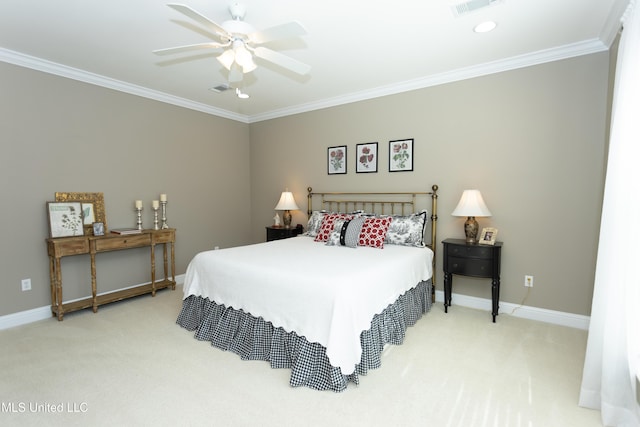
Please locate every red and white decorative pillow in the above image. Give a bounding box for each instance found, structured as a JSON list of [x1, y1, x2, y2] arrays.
[[358, 217, 392, 249], [314, 213, 353, 242]]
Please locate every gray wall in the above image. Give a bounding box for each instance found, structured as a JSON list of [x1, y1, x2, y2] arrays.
[[1, 50, 609, 318], [0, 62, 251, 316], [250, 53, 610, 316]]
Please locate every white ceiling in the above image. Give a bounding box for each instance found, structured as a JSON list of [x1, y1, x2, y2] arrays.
[[0, 0, 628, 123]]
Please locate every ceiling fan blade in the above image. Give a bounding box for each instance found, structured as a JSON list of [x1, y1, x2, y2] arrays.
[[248, 21, 307, 45], [167, 3, 229, 39], [153, 42, 228, 55], [253, 47, 311, 75]]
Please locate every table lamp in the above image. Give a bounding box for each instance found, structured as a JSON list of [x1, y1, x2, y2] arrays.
[[451, 189, 492, 243], [274, 189, 299, 229]]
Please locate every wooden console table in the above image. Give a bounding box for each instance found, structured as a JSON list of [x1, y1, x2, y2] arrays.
[[46, 229, 176, 321]]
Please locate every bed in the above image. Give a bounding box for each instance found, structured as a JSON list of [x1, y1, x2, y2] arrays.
[[177, 185, 439, 391]]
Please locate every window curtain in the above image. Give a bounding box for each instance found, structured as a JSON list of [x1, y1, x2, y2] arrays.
[[579, 1, 640, 426]]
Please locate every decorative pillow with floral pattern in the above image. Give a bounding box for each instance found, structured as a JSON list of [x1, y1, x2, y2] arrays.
[[304, 210, 327, 237], [358, 216, 392, 249], [314, 213, 353, 242], [384, 210, 428, 247]]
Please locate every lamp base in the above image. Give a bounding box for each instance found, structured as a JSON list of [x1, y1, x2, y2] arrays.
[[283, 210, 292, 229], [464, 216, 479, 243]]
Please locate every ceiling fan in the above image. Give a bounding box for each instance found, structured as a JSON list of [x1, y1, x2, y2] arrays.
[[153, 3, 311, 84]]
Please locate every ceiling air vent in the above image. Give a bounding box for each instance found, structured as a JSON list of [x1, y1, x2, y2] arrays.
[[209, 84, 231, 93], [452, 0, 503, 17]]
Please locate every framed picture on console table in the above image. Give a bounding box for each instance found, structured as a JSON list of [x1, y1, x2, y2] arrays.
[[55, 192, 107, 235], [389, 138, 413, 172], [92, 222, 105, 236], [47, 202, 84, 238]]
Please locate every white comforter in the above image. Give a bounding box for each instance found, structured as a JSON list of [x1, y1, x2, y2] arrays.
[[183, 235, 433, 374]]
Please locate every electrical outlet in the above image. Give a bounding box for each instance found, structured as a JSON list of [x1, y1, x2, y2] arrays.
[[21, 278, 31, 291], [524, 275, 533, 287]]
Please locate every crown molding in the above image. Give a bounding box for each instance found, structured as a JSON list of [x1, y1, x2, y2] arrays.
[[1, 38, 608, 125], [599, 0, 631, 47], [249, 38, 608, 123], [0, 48, 250, 123]]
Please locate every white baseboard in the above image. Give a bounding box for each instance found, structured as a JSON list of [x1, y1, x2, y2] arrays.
[[2, 278, 588, 331], [434, 290, 590, 330], [0, 274, 185, 330], [0, 305, 53, 331]]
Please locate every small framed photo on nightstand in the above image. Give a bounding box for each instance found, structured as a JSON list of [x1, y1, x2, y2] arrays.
[[479, 227, 498, 245]]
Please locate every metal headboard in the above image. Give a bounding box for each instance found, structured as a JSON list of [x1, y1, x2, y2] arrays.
[[307, 185, 439, 300]]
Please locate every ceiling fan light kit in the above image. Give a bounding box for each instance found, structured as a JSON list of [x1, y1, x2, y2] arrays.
[[154, 2, 310, 86], [217, 49, 235, 70], [216, 41, 256, 73]]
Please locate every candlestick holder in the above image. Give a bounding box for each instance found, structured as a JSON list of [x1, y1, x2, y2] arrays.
[[153, 206, 160, 230], [136, 207, 143, 230], [160, 201, 169, 229]]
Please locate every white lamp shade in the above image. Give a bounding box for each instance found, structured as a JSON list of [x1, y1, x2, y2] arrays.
[[234, 43, 252, 68], [217, 40, 257, 74], [241, 58, 257, 73], [451, 189, 492, 217], [274, 191, 299, 211], [217, 49, 235, 70]]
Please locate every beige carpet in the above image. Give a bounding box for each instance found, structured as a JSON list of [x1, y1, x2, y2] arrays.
[[0, 286, 602, 427]]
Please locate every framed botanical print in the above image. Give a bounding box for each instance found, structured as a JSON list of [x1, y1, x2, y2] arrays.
[[356, 142, 378, 173], [82, 203, 96, 225], [47, 202, 84, 238], [389, 138, 414, 172], [327, 145, 347, 175], [55, 192, 106, 235]]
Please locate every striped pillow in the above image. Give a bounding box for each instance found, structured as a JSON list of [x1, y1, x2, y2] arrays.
[[325, 217, 366, 248]]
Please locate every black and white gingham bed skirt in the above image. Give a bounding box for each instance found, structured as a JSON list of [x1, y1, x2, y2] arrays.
[[176, 279, 432, 392]]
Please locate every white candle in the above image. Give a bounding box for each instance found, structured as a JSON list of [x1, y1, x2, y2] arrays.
[[160, 194, 167, 202], [152, 200, 159, 209], [135, 200, 143, 209]]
